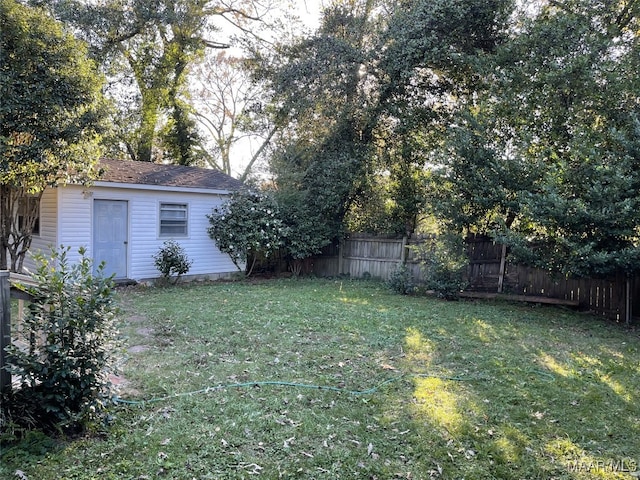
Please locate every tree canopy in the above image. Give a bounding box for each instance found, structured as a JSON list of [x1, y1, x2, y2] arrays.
[[0, 0, 108, 271], [429, 0, 640, 275], [39, 0, 279, 165], [255, 0, 640, 277]]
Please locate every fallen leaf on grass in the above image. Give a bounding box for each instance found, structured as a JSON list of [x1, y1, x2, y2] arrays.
[[15, 470, 28, 480], [380, 363, 398, 371], [243, 463, 263, 475]]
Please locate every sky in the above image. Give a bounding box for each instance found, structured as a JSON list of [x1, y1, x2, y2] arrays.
[[212, 1, 325, 178]]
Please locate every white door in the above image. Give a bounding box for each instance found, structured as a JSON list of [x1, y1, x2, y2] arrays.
[[93, 199, 128, 278]]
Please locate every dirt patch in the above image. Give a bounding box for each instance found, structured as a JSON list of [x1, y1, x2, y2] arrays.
[[128, 344, 150, 354], [136, 327, 154, 337], [109, 373, 141, 398]]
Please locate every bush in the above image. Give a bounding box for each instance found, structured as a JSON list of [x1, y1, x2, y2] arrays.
[[3, 247, 120, 434], [207, 190, 288, 276], [415, 234, 468, 299], [153, 240, 192, 284], [386, 263, 416, 295]]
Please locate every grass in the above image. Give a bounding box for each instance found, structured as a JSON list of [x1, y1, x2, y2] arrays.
[[2, 277, 640, 479]]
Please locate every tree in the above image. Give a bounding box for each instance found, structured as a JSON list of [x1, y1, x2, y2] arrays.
[[207, 190, 287, 276], [368, 0, 515, 235], [259, 0, 382, 245], [190, 52, 278, 179], [422, 0, 640, 276], [42, 0, 279, 165], [431, 0, 640, 276], [0, 0, 108, 271], [498, 0, 640, 276]]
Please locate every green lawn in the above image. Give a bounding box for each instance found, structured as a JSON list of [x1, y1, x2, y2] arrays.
[[2, 278, 640, 479]]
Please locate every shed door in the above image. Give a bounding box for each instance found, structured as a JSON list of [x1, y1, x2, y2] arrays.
[[93, 199, 128, 279]]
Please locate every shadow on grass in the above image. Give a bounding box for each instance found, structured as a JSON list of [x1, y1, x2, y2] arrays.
[[398, 301, 640, 479]]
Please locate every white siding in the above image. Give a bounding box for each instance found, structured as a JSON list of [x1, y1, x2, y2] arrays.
[[23, 187, 59, 273], [51, 184, 238, 281], [58, 185, 94, 254]]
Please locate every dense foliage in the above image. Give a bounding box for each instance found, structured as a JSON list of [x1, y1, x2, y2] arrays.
[[259, 0, 640, 277], [6, 0, 640, 277], [416, 0, 640, 276], [258, 2, 381, 244], [208, 189, 331, 276], [0, 0, 107, 271], [208, 190, 287, 275], [3, 247, 119, 434]]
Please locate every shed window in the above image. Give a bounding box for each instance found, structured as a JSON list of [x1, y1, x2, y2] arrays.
[[159, 203, 188, 237]]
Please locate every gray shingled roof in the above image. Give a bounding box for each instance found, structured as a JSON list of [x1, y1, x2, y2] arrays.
[[97, 158, 244, 191]]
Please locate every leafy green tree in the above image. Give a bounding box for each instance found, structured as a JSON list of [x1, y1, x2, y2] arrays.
[[424, 0, 640, 276], [426, 111, 535, 234], [207, 190, 287, 275], [259, 0, 382, 243], [42, 0, 277, 165], [437, 0, 640, 276], [367, 0, 515, 236], [376, 0, 513, 112], [259, 0, 515, 243], [0, 0, 108, 271], [506, 0, 640, 276]]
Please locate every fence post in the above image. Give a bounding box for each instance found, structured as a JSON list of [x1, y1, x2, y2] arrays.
[[0, 270, 11, 395], [400, 236, 408, 264], [497, 244, 507, 293], [338, 239, 345, 275], [626, 277, 631, 326]]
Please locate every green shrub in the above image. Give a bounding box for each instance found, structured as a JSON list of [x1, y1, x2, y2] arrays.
[[415, 234, 468, 299], [386, 263, 415, 295], [153, 240, 192, 284], [3, 247, 120, 434], [207, 190, 288, 276]]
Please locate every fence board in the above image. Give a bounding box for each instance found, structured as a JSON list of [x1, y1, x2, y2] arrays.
[[1, 271, 10, 395], [312, 234, 637, 324]]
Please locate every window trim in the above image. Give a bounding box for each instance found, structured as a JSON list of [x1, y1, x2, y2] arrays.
[[159, 202, 189, 238]]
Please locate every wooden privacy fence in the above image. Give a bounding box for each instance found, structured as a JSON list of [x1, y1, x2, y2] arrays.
[[312, 233, 440, 282], [312, 234, 429, 281], [311, 234, 639, 324]]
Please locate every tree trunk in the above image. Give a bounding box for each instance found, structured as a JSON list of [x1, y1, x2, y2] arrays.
[[137, 91, 160, 163], [0, 186, 42, 272], [0, 185, 10, 270]]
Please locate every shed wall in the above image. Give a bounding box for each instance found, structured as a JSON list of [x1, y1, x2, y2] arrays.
[[28, 184, 238, 281], [23, 188, 59, 273]]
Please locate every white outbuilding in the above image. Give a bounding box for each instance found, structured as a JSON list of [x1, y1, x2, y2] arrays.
[[25, 158, 243, 282]]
